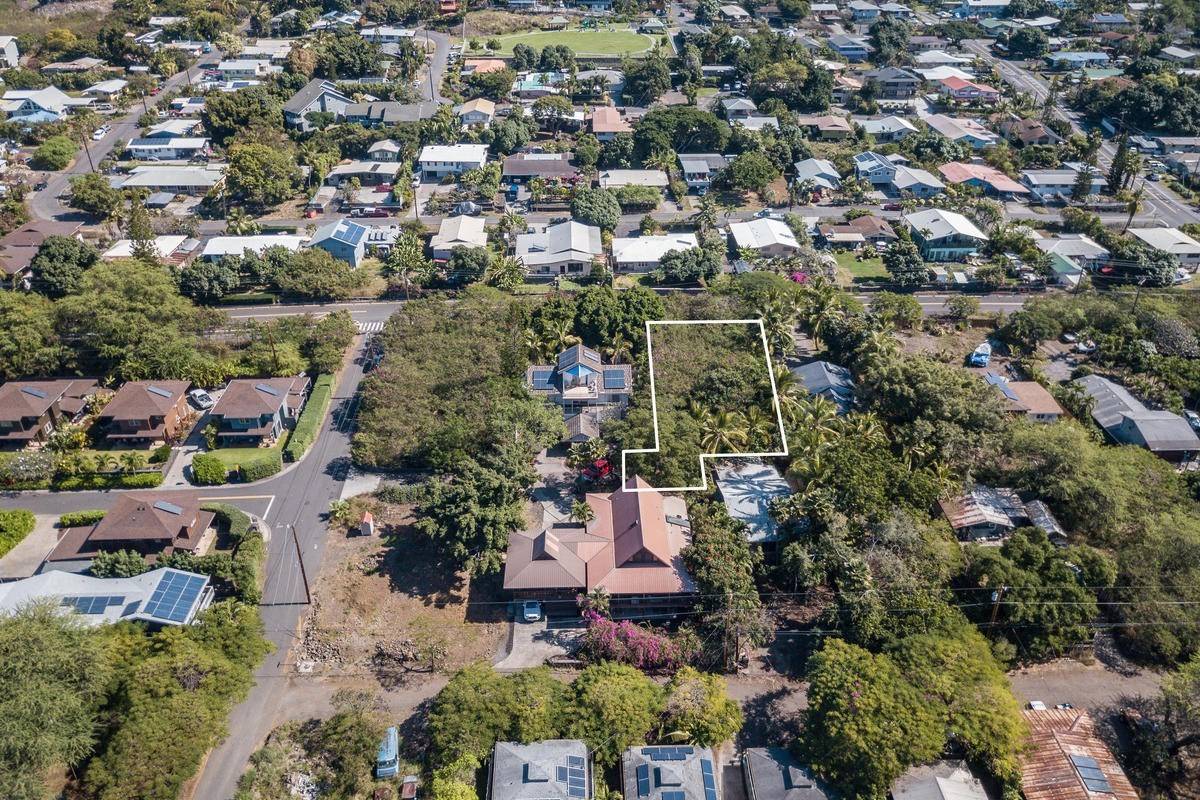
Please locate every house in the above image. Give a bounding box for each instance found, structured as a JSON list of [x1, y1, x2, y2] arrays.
[[209, 377, 310, 446], [360, 25, 414, 44], [241, 38, 294, 62], [816, 215, 897, 249], [721, 96, 758, 120], [1160, 46, 1197, 64], [513, 72, 570, 99], [735, 115, 780, 133], [1129, 227, 1200, 271], [457, 98, 496, 128], [913, 49, 973, 67], [715, 462, 792, 544], [577, 69, 625, 102], [101, 235, 190, 263], [793, 158, 842, 192], [983, 373, 1063, 422], [1155, 136, 1200, 154], [791, 360, 855, 414], [0, 568, 213, 625], [283, 79, 353, 131], [743, 749, 830, 800], [430, 215, 488, 260], [957, 0, 1010, 17], [516, 221, 603, 277], [1, 86, 79, 120], [612, 234, 699, 272], [939, 484, 1046, 540], [996, 115, 1060, 146], [914, 65, 975, 82], [638, 18, 667, 34], [827, 35, 872, 61], [854, 115, 917, 142], [503, 152, 579, 183], [504, 476, 693, 609], [589, 106, 633, 141], [1088, 11, 1130, 30], [831, 74, 863, 106], [1045, 51, 1109, 69], [905, 208, 988, 261], [0, 35, 18, 69], [367, 139, 403, 162], [309, 219, 369, 267], [118, 165, 226, 195], [0, 379, 99, 449], [82, 79, 128, 100], [864, 66, 922, 99], [324, 160, 404, 187], [98, 381, 190, 445], [853, 150, 907, 184], [678, 153, 728, 191], [729, 218, 802, 258], [598, 170, 669, 189], [1077, 374, 1200, 463], [1034, 233, 1109, 270], [923, 115, 998, 149], [217, 59, 277, 80], [488, 741, 591, 800], [622, 746, 718, 800], [201, 235, 306, 262], [126, 137, 210, 161], [880, 2, 913, 18], [938, 162, 1029, 197], [938, 76, 1001, 103], [891, 165, 946, 198], [343, 101, 439, 126], [0, 220, 82, 287], [44, 492, 215, 572], [40, 56, 104, 74], [1020, 710, 1139, 800], [1020, 169, 1105, 202], [719, 4, 751, 24], [849, 0, 881, 20], [892, 762, 991, 800], [795, 115, 853, 141], [418, 143, 489, 179], [527, 344, 632, 410]]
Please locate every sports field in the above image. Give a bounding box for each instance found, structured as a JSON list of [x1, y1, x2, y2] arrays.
[[490, 28, 656, 56]]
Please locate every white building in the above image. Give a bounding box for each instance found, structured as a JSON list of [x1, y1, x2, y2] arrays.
[[126, 137, 209, 161], [923, 115, 999, 149], [793, 158, 842, 191], [904, 208, 988, 261], [217, 59, 277, 79], [678, 153, 729, 191], [0, 35, 19, 69], [1129, 227, 1200, 271], [361, 25, 415, 44], [201, 234, 307, 261], [611, 234, 699, 272], [82, 79, 128, 100], [597, 169, 669, 189], [0, 568, 213, 627], [1020, 168, 1105, 201], [1033, 233, 1110, 270], [430, 215, 488, 260], [516, 220, 603, 277], [854, 115, 918, 143], [729, 218, 802, 258], [119, 165, 226, 195], [418, 143, 489, 179], [101, 235, 188, 261]]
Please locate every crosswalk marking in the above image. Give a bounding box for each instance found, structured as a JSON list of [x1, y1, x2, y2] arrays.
[[357, 320, 384, 334]]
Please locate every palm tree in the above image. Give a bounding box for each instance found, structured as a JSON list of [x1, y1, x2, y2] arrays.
[[691, 194, 719, 233], [570, 500, 595, 525], [756, 289, 798, 362], [839, 411, 884, 443], [603, 335, 633, 364], [644, 148, 677, 177], [798, 279, 844, 351], [856, 325, 899, 371], [788, 394, 841, 446], [699, 410, 748, 453], [544, 319, 581, 354], [120, 452, 145, 473], [743, 406, 776, 448], [484, 255, 526, 291], [523, 328, 550, 362]]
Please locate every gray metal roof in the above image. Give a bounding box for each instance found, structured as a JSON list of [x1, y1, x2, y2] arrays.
[[283, 78, 347, 114], [791, 360, 855, 414], [490, 741, 590, 800], [1075, 374, 1200, 453], [715, 462, 792, 543], [743, 749, 832, 800], [622, 746, 718, 800]]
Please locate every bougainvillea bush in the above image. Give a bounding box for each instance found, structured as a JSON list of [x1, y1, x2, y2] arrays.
[[579, 610, 700, 672]]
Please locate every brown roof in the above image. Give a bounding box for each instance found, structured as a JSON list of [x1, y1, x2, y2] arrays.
[[465, 58, 506, 74], [0, 220, 81, 249], [87, 491, 204, 544], [845, 214, 897, 238], [590, 106, 632, 135], [99, 380, 189, 421], [1002, 381, 1064, 416], [1020, 710, 1139, 800], [502, 152, 579, 180], [211, 376, 309, 419], [504, 476, 695, 595], [0, 379, 99, 422]]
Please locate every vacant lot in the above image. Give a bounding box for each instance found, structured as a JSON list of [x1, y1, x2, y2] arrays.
[[294, 497, 508, 685], [834, 250, 888, 284], [492, 28, 655, 56]]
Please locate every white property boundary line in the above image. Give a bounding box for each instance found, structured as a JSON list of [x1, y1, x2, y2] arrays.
[[620, 319, 790, 493]]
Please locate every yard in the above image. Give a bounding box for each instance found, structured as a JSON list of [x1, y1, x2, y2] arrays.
[[206, 436, 286, 471], [833, 250, 889, 284], [488, 28, 655, 56]]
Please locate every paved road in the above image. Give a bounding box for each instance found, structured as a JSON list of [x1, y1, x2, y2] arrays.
[[419, 27, 452, 104], [963, 40, 1200, 228]]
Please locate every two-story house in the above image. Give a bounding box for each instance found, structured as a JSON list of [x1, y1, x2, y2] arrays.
[[97, 380, 191, 445], [208, 377, 310, 446], [864, 66, 922, 99], [309, 219, 369, 268], [0, 379, 99, 449], [678, 153, 728, 191], [527, 344, 633, 413], [417, 143, 489, 179], [283, 79, 353, 132], [904, 208, 989, 261]]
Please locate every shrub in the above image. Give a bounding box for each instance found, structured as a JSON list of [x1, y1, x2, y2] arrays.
[[284, 374, 333, 462], [578, 610, 700, 672], [149, 443, 172, 464], [0, 509, 36, 558], [203, 503, 264, 602], [31, 135, 76, 170], [239, 450, 282, 482], [53, 471, 163, 490], [202, 503, 253, 542], [220, 292, 276, 305], [90, 549, 151, 578], [59, 509, 106, 527], [191, 453, 229, 486]]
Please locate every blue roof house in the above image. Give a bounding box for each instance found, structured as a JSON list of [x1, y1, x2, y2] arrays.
[[310, 218, 368, 267], [1045, 51, 1109, 69]]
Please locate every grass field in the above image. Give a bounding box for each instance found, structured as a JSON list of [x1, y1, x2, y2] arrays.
[[835, 250, 889, 284], [488, 28, 655, 56]]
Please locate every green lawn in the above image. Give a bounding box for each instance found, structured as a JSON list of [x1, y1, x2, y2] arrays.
[[488, 28, 655, 56], [834, 250, 889, 284], [207, 435, 287, 471]]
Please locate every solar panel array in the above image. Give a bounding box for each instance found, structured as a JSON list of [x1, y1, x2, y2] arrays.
[[146, 384, 173, 398], [61, 595, 125, 615], [532, 369, 554, 390], [984, 372, 1020, 402], [255, 382, 282, 396], [661, 792, 685, 800], [636, 765, 650, 797], [142, 570, 207, 623], [602, 369, 626, 390], [553, 756, 586, 799], [641, 747, 694, 762], [339, 221, 368, 245], [154, 499, 184, 515], [1070, 755, 1112, 794], [701, 759, 717, 800], [20, 386, 48, 399]]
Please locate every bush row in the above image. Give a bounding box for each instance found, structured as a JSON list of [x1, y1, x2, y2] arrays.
[[54, 471, 163, 491], [239, 450, 282, 482], [202, 503, 265, 603], [284, 374, 333, 463], [0, 509, 36, 559], [191, 453, 228, 486], [58, 509, 107, 528]]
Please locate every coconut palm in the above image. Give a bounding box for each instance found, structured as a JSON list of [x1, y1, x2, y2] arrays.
[[855, 325, 900, 371], [743, 406, 776, 448], [120, 452, 145, 473], [523, 328, 549, 362], [798, 277, 844, 351], [756, 290, 798, 362], [544, 319, 581, 354], [839, 411, 884, 443], [603, 334, 633, 364], [570, 500, 595, 525], [644, 148, 677, 177], [484, 255, 526, 291], [699, 410, 748, 453], [788, 394, 841, 446]]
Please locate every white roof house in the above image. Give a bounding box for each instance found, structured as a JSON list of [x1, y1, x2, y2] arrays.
[[418, 143, 489, 177], [201, 234, 307, 260], [0, 568, 213, 627], [597, 169, 670, 189], [914, 50, 974, 66], [2, 86, 78, 116], [612, 234, 699, 271], [102, 235, 188, 260], [516, 220, 603, 274], [119, 165, 226, 193], [914, 66, 975, 82], [430, 215, 488, 258], [923, 115, 999, 148], [793, 157, 842, 190], [147, 119, 202, 137], [729, 218, 802, 256], [905, 208, 987, 241], [1034, 233, 1110, 265], [1129, 227, 1200, 267], [83, 78, 128, 96], [855, 115, 918, 141]]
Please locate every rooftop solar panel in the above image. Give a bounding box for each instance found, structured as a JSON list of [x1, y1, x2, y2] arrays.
[[557, 767, 568, 782], [142, 570, 207, 623], [662, 792, 685, 800], [62, 595, 125, 614], [636, 764, 650, 798], [1070, 755, 1100, 769], [568, 756, 585, 768], [154, 500, 184, 515], [602, 369, 626, 390], [20, 386, 48, 399], [568, 789, 585, 799], [146, 384, 173, 398], [532, 369, 553, 389], [255, 382, 281, 396], [1082, 778, 1113, 793]]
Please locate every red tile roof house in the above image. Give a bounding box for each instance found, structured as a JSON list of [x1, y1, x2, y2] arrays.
[[504, 476, 696, 616], [0, 379, 100, 449], [208, 377, 310, 446], [938, 76, 1001, 103], [96, 380, 191, 446], [938, 161, 1031, 199], [44, 491, 215, 573]]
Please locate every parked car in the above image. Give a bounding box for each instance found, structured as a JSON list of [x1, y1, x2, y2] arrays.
[[351, 207, 388, 218], [968, 342, 992, 367], [401, 776, 419, 800], [188, 389, 215, 409], [522, 600, 542, 623], [91, 129, 106, 141], [1185, 410, 1200, 433], [882, 202, 902, 211], [376, 726, 400, 778]]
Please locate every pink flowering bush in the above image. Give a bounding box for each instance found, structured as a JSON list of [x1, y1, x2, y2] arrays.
[[579, 610, 700, 673]]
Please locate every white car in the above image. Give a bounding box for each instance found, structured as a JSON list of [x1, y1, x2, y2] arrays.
[[91, 129, 106, 141], [522, 600, 542, 623], [188, 388, 215, 409]]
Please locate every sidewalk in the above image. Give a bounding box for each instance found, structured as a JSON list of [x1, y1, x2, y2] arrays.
[[0, 514, 59, 579]]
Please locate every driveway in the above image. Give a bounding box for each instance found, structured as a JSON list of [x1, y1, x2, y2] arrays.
[[494, 617, 583, 671], [0, 514, 59, 579]]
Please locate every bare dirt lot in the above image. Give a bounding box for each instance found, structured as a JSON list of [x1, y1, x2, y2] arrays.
[[293, 497, 509, 686]]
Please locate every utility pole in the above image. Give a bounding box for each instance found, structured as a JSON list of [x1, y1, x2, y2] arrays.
[[78, 129, 96, 174], [1131, 277, 1148, 316], [989, 585, 1008, 627], [291, 523, 311, 604]]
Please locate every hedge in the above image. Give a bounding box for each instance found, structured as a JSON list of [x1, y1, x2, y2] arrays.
[[220, 292, 276, 305], [191, 453, 229, 486], [284, 374, 333, 463], [53, 471, 163, 491], [0, 509, 36, 558], [59, 509, 107, 527], [239, 450, 282, 482], [201, 503, 265, 603]]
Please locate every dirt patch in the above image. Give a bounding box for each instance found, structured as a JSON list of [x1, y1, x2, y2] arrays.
[[897, 326, 992, 362], [465, 10, 552, 37], [294, 498, 508, 687]]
